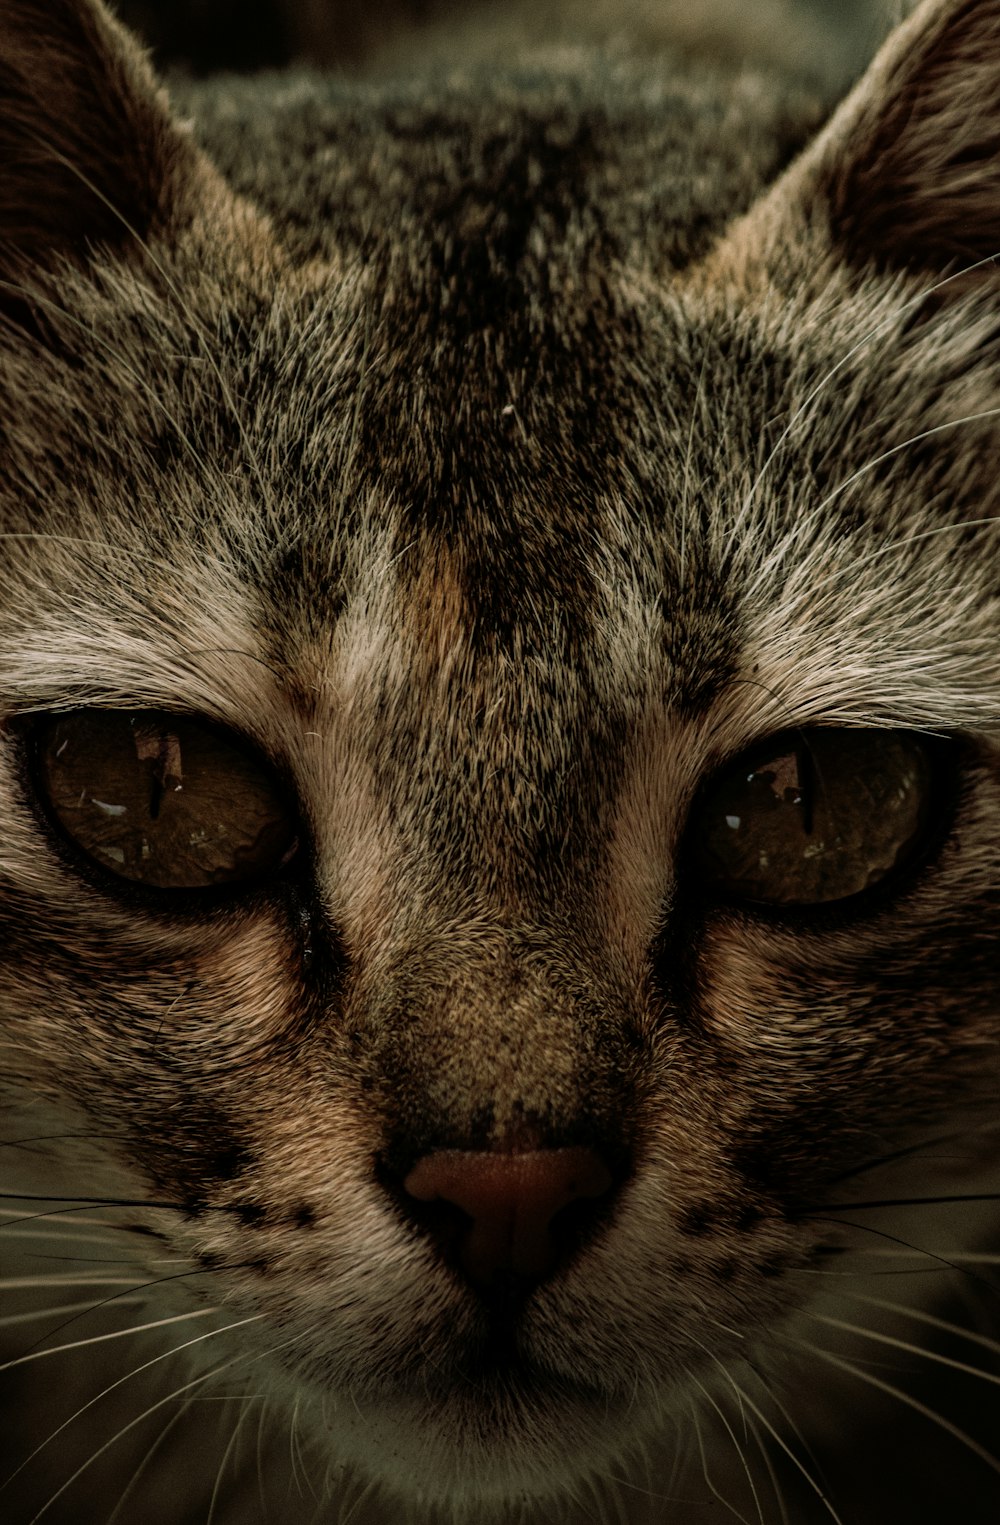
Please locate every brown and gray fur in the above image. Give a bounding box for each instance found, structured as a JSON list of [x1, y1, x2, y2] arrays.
[[1, 0, 999, 1520]]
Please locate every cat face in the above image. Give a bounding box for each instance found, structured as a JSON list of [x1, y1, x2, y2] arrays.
[[1, 0, 998, 1518]]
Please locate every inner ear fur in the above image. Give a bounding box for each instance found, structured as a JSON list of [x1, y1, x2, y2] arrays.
[[0, 0, 200, 280], [815, 0, 1000, 274]]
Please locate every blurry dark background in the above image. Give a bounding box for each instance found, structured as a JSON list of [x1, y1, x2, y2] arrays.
[[115, 0, 422, 72], [114, 0, 893, 76]]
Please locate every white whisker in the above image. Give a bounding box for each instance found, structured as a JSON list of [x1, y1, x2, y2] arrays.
[[104, 1396, 196, 1525], [793, 1337, 1000, 1479], [0, 1305, 219, 1372], [689, 1370, 765, 1525], [699, 1350, 845, 1525], [743, 1411, 791, 1525], [0, 1297, 145, 1329], [2, 1312, 263, 1487], [691, 1403, 755, 1523], [206, 1393, 257, 1525], [806, 1309, 1000, 1388], [816, 1295, 1000, 1363], [28, 1353, 244, 1523]]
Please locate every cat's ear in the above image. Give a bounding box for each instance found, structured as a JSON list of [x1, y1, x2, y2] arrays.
[[810, 0, 1000, 274], [0, 0, 200, 281]]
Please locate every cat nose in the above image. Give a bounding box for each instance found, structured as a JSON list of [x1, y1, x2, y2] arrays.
[[401, 1146, 616, 1293]]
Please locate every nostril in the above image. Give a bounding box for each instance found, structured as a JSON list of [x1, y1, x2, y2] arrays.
[[402, 1146, 616, 1292]]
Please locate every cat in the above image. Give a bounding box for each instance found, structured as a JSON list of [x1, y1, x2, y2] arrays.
[[1, 0, 999, 1521]]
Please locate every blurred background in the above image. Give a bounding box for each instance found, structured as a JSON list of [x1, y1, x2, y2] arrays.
[[114, 0, 903, 80]]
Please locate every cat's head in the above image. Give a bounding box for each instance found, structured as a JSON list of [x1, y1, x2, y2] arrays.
[[0, 0, 997, 1511]]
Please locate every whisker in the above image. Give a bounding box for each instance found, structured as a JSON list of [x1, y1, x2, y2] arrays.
[[690, 1339, 844, 1524], [820, 1126, 1000, 1189], [0, 1131, 127, 1149], [0, 1312, 264, 1490], [0, 1275, 145, 1291], [289, 1389, 320, 1504], [793, 1264, 950, 1279], [206, 1394, 257, 1525], [803, 1310, 1000, 1389], [691, 1404, 755, 1524], [689, 1370, 765, 1525], [0, 1207, 161, 1236], [0, 1305, 219, 1373], [845, 512, 1000, 570], [808, 408, 1000, 522], [743, 1411, 791, 1525], [0, 1191, 195, 1210], [815, 1247, 1000, 1264], [802, 1217, 996, 1291], [10, 1263, 244, 1365], [254, 1397, 270, 1519], [791, 1337, 1000, 1480], [104, 1396, 196, 1525], [743, 1359, 826, 1488], [26, 1253, 181, 1268], [713, 1382, 844, 1524], [811, 1193, 1000, 1212], [827, 1292, 1000, 1360], [761, 508, 1000, 638], [28, 1351, 246, 1523], [0, 1298, 145, 1329]]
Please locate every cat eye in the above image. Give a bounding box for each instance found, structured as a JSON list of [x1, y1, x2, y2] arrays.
[[32, 710, 299, 891], [688, 729, 941, 909]]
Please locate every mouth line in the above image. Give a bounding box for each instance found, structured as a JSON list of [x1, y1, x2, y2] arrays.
[[396, 1360, 618, 1420], [261, 1281, 623, 1417], [400, 1314, 617, 1409]]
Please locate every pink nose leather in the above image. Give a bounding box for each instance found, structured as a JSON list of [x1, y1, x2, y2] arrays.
[[403, 1146, 613, 1290]]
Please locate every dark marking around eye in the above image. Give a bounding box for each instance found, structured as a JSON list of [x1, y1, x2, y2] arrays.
[[234, 1201, 267, 1228], [677, 1202, 719, 1237], [728, 1137, 802, 1208], [209, 1143, 254, 1183]]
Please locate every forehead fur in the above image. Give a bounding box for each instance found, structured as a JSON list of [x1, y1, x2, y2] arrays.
[[0, 0, 996, 926]]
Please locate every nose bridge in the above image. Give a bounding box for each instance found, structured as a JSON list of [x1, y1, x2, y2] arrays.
[[357, 924, 640, 1162], [299, 529, 623, 963]]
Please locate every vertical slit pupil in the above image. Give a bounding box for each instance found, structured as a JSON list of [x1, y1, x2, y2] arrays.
[[36, 710, 298, 890]]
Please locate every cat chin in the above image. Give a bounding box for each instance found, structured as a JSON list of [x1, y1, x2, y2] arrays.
[[290, 1381, 649, 1512], [241, 1319, 659, 1509]]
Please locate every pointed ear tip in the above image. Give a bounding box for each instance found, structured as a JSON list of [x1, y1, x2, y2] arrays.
[[779, 0, 1000, 276], [0, 0, 203, 273]]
